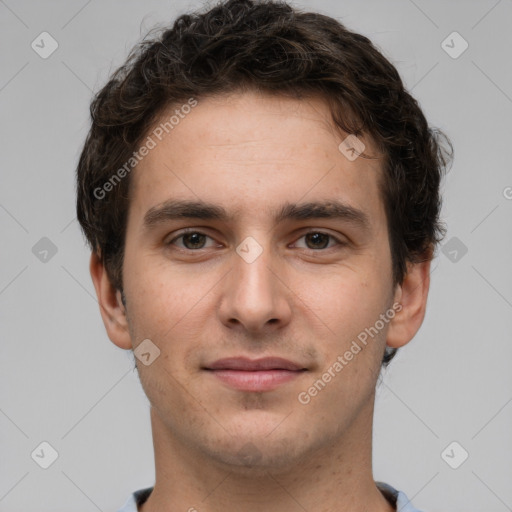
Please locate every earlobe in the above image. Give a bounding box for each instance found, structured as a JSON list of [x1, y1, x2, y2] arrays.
[[89, 252, 133, 350], [386, 258, 431, 349]]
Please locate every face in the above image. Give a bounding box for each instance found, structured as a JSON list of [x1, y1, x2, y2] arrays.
[[98, 90, 415, 473]]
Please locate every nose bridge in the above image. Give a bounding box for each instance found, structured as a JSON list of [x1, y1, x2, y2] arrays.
[[219, 236, 290, 331], [235, 240, 274, 301]]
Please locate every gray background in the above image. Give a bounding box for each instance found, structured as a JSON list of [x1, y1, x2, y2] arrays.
[[1, 0, 511, 511]]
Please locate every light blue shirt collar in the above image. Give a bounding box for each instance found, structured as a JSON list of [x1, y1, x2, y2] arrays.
[[117, 482, 424, 512]]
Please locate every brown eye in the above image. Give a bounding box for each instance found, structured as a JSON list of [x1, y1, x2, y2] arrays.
[[181, 232, 207, 249], [167, 231, 215, 250], [293, 231, 343, 251], [304, 232, 330, 249]]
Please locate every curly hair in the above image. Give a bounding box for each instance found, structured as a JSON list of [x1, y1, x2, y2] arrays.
[[76, 0, 452, 366]]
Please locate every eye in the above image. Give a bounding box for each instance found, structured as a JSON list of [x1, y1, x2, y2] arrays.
[[292, 231, 344, 250], [166, 230, 218, 250], [165, 229, 345, 252]]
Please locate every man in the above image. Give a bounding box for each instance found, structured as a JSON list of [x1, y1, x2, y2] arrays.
[[76, 0, 452, 510]]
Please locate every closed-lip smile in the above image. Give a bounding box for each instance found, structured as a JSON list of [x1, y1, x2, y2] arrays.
[[204, 357, 308, 392], [205, 356, 307, 371]]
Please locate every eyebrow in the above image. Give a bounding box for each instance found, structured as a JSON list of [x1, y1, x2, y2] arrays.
[[142, 199, 371, 232]]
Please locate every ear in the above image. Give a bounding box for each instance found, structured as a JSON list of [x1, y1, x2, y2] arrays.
[[386, 258, 431, 349], [89, 251, 133, 350]]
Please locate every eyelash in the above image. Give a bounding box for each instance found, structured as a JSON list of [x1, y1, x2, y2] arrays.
[[165, 228, 346, 252]]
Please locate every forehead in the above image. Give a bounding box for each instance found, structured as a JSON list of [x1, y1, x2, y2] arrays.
[[128, 90, 385, 228]]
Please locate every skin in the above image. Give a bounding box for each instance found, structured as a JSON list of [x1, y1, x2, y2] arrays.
[[90, 90, 431, 512]]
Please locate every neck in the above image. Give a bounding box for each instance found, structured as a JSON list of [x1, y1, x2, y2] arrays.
[[139, 399, 395, 512]]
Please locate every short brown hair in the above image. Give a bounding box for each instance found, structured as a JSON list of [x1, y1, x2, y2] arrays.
[[76, 0, 452, 365]]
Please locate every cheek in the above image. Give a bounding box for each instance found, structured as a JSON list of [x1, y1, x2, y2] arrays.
[[297, 271, 388, 408], [296, 265, 388, 342], [122, 261, 173, 349], [123, 255, 218, 361]]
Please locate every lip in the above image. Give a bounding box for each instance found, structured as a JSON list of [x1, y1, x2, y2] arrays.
[[206, 357, 306, 371], [204, 357, 308, 392]]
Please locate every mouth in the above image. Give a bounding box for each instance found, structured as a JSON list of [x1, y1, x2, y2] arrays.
[[203, 357, 308, 392]]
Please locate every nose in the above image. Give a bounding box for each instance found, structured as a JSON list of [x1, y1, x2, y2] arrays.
[[218, 241, 292, 334]]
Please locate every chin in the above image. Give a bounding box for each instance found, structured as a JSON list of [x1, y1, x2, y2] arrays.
[[202, 425, 310, 474], [209, 445, 302, 476]]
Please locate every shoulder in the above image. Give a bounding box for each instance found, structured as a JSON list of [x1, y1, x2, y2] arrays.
[[117, 486, 153, 512], [376, 481, 426, 512]]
